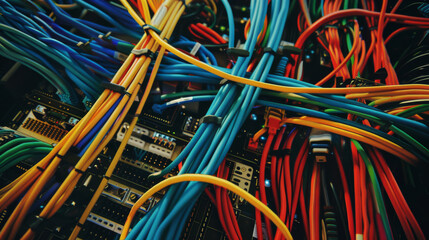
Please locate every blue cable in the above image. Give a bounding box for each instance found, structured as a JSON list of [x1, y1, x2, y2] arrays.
[[149, 0, 275, 238], [76, 98, 121, 151]]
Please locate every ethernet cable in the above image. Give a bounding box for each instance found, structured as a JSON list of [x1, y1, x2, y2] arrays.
[[120, 174, 293, 240], [0, 1, 183, 238]]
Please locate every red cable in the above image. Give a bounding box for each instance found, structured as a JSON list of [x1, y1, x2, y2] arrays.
[[215, 162, 234, 240], [369, 151, 414, 240], [351, 142, 363, 239], [333, 147, 355, 240], [271, 127, 286, 213], [291, 9, 429, 78], [309, 163, 320, 240], [299, 185, 310, 240], [385, 26, 419, 44], [359, 155, 370, 240], [271, 154, 279, 213], [221, 166, 243, 240], [255, 191, 264, 240], [258, 133, 275, 240], [375, 149, 424, 238], [367, 184, 376, 240], [188, 26, 206, 41], [205, 188, 216, 206], [196, 23, 227, 44], [190, 24, 220, 44], [275, 162, 287, 240], [289, 143, 309, 231], [224, 189, 243, 240]]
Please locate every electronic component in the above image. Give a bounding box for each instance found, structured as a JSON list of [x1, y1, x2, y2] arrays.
[[0, 1, 428, 240]]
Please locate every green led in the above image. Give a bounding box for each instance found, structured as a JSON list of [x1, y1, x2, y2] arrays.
[[241, 7, 246, 12], [173, 132, 175, 134], [38, 98, 40, 100], [220, 26, 226, 32]]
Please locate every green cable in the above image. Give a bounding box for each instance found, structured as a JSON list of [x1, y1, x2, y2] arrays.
[[395, 104, 429, 118], [117, 42, 135, 54], [159, 90, 427, 157], [0, 130, 13, 135], [389, 125, 429, 160], [0, 138, 40, 155], [267, 92, 429, 159], [261, 22, 271, 48], [351, 140, 393, 240], [311, 0, 317, 18], [0, 142, 52, 161], [266, 91, 385, 123], [342, 0, 358, 70], [203, 6, 216, 29], [0, 149, 51, 173], [0, 36, 70, 92]]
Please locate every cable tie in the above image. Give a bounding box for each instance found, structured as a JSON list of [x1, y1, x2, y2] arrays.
[[36, 166, 45, 172], [190, 42, 202, 56], [263, 47, 278, 56], [200, 115, 222, 125], [74, 168, 85, 174], [142, 24, 161, 35], [271, 149, 290, 157], [29, 216, 46, 232], [103, 175, 110, 180], [131, 48, 156, 58], [101, 82, 127, 95], [56, 153, 64, 159], [279, 45, 302, 55], [226, 48, 250, 57], [133, 113, 141, 118], [76, 41, 92, 53], [76, 222, 84, 228], [98, 31, 112, 41], [373, 68, 388, 81]]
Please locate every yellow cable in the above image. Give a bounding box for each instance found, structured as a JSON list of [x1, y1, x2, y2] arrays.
[[300, 116, 414, 160], [69, 40, 168, 240], [24, 1, 184, 235], [120, 174, 293, 240], [124, 0, 429, 95], [147, 0, 157, 12], [282, 117, 417, 164], [104, 0, 429, 95], [346, 90, 429, 99], [371, 95, 429, 106], [209, 0, 217, 14], [150, 30, 429, 94], [253, 128, 267, 142]]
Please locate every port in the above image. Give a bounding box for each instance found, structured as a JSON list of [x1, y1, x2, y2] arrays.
[[125, 191, 152, 212], [233, 162, 253, 181], [102, 181, 129, 202], [230, 177, 251, 192]]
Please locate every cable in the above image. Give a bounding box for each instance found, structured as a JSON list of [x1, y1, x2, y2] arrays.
[[120, 174, 293, 240]]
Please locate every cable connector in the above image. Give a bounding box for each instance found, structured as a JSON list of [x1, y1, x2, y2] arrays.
[[264, 107, 284, 135], [309, 129, 332, 163]]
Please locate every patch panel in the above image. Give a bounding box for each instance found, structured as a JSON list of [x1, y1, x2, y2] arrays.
[[116, 122, 177, 159]]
